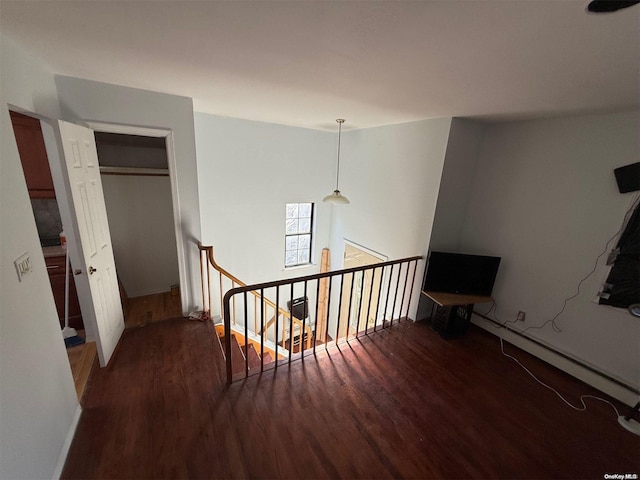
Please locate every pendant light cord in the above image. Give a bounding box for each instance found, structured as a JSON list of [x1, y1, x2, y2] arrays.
[[335, 119, 344, 190]]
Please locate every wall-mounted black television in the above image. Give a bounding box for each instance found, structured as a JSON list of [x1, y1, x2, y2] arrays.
[[423, 251, 501, 297]]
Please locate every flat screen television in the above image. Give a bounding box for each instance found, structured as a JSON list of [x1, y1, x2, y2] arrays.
[[423, 251, 501, 297]]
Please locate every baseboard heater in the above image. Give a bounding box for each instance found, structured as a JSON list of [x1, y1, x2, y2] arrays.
[[472, 310, 640, 397]]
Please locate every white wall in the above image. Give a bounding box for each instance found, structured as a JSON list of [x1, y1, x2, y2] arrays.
[[459, 110, 640, 390], [195, 115, 451, 331], [429, 118, 485, 251], [328, 118, 452, 322], [194, 114, 335, 313], [414, 118, 486, 320], [55, 76, 202, 314], [102, 174, 180, 297], [0, 34, 79, 480]]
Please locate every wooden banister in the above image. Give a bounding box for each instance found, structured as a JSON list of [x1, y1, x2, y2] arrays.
[[198, 243, 312, 349]]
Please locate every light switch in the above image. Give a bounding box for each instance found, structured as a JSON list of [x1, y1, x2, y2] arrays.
[[14, 252, 32, 282]]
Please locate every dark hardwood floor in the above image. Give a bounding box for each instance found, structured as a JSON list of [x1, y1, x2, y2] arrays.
[[62, 318, 639, 479], [124, 290, 183, 328]]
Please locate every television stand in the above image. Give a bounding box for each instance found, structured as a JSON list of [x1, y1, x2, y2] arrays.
[[422, 291, 493, 338]]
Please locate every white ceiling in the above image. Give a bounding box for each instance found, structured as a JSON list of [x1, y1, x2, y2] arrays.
[[1, 0, 638, 130]]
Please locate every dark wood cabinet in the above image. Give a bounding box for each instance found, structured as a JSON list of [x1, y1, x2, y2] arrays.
[[10, 111, 56, 198], [45, 255, 84, 330]]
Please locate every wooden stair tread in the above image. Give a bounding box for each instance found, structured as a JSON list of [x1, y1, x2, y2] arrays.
[[214, 323, 225, 337], [262, 352, 274, 364], [245, 343, 262, 370], [229, 335, 246, 377], [222, 331, 277, 374]]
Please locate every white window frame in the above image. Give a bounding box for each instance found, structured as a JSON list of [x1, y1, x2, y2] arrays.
[[284, 202, 315, 268]]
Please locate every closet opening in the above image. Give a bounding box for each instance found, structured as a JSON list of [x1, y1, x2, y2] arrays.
[[95, 132, 181, 327]]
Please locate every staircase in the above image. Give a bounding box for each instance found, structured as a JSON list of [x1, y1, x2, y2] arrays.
[[215, 324, 275, 377]]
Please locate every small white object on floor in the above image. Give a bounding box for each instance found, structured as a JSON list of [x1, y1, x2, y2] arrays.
[[618, 416, 640, 436], [188, 311, 209, 321]]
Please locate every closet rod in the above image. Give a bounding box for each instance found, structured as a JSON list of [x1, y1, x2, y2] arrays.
[[99, 166, 169, 177]]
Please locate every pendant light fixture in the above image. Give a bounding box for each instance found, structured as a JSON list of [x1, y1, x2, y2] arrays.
[[323, 118, 350, 205]]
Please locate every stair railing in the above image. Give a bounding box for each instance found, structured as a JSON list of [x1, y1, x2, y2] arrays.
[[199, 244, 312, 351], [222, 254, 423, 384]]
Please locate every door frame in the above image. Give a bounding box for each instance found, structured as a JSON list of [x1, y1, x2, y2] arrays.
[[85, 121, 188, 315], [7, 106, 100, 342], [339, 239, 388, 337], [343, 239, 387, 265]]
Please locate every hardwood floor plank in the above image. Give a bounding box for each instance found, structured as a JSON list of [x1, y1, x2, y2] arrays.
[[62, 319, 639, 480], [66, 337, 97, 403], [124, 290, 182, 328]]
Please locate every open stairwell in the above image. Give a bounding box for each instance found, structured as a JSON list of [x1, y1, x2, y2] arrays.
[[214, 323, 276, 377], [200, 243, 423, 383]]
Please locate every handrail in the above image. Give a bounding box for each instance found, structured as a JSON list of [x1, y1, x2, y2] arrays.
[[225, 256, 422, 293], [223, 254, 423, 384], [198, 243, 312, 349], [201, 243, 244, 287]]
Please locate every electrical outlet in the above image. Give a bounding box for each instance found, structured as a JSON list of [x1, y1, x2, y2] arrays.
[[14, 252, 32, 282], [516, 311, 526, 322]]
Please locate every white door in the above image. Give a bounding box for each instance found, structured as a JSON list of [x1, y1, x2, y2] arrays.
[[57, 120, 124, 366]]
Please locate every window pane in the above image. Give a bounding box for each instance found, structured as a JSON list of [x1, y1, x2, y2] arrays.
[[285, 250, 298, 266], [286, 236, 298, 250], [298, 218, 311, 234], [285, 219, 298, 234], [286, 203, 298, 219], [298, 249, 310, 264], [298, 234, 310, 249], [284, 202, 314, 267], [298, 203, 312, 218]]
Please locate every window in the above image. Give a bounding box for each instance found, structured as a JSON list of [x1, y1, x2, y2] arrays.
[[285, 202, 314, 267]]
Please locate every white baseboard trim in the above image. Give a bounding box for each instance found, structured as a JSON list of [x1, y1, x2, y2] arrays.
[[52, 405, 82, 480], [472, 314, 639, 408]]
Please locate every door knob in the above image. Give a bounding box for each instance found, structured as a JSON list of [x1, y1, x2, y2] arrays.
[[89, 266, 97, 275]]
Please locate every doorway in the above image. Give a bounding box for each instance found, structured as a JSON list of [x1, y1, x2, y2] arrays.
[[338, 241, 387, 338], [94, 132, 182, 327], [8, 110, 97, 401]]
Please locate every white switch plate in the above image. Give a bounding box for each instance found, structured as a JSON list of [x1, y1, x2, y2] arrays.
[[14, 252, 32, 282]]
